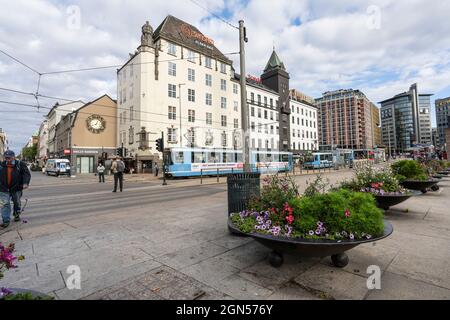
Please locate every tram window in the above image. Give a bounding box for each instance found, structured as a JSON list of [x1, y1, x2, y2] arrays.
[[281, 154, 289, 162], [222, 153, 228, 163], [173, 152, 184, 164], [209, 152, 219, 163], [193, 152, 205, 163], [257, 153, 260, 162], [236, 153, 243, 162], [266, 153, 272, 162]]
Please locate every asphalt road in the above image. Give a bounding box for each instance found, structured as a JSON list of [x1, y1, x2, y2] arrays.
[[17, 172, 226, 228]]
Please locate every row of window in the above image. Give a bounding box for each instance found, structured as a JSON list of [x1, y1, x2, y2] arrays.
[[250, 107, 278, 121], [291, 105, 316, 118], [119, 106, 135, 124], [167, 42, 228, 74], [292, 130, 317, 139], [251, 138, 278, 150], [248, 93, 277, 109], [167, 128, 234, 147], [119, 84, 133, 105], [250, 122, 279, 135], [292, 142, 317, 151], [291, 116, 316, 128]]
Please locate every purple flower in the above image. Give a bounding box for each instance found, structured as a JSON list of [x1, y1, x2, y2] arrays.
[[366, 234, 372, 239], [266, 220, 272, 226], [309, 230, 315, 236], [315, 229, 321, 235], [349, 233, 355, 240]]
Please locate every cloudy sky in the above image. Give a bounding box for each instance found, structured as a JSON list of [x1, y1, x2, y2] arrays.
[[1, 0, 450, 152]]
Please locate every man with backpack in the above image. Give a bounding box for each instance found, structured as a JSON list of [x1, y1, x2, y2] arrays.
[[111, 156, 125, 192], [0, 150, 31, 228]]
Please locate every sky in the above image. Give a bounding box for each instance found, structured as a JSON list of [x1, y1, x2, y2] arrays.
[[1, 0, 450, 152]]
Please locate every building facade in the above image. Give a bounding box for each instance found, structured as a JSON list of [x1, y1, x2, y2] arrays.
[[316, 89, 375, 150], [0, 128, 7, 160], [37, 120, 48, 166], [289, 91, 318, 153], [371, 103, 382, 148], [47, 101, 84, 158], [435, 96, 450, 150], [380, 84, 433, 154], [55, 95, 117, 174]]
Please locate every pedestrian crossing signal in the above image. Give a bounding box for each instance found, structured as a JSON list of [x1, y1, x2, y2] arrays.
[[156, 138, 163, 152]]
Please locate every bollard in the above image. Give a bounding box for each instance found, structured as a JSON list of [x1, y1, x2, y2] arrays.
[[217, 168, 219, 183], [201, 169, 203, 185]]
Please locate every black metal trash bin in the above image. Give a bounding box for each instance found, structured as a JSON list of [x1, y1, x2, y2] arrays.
[[227, 173, 261, 215]]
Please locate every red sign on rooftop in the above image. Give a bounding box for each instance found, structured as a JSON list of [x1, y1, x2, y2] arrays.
[[246, 75, 262, 83]]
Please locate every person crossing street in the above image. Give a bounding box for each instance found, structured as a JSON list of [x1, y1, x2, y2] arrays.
[[0, 150, 31, 228]]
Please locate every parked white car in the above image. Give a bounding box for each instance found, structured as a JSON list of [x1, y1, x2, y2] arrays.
[[45, 159, 71, 176]]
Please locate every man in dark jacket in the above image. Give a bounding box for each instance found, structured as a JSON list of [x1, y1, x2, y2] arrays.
[[0, 150, 31, 228]]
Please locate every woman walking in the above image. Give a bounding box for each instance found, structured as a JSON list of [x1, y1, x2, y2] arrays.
[[97, 162, 105, 183]]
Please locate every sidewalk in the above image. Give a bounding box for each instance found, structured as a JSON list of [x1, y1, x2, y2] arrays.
[[1, 170, 449, 300]]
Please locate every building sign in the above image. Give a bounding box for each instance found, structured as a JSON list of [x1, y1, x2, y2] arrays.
[[72, 149, 100, 154], [64, 149, 71, 155], [181, 24, 214, 46], [246, 75, 262, 84]]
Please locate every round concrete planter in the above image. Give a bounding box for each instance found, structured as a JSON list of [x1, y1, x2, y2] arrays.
[[228, 219, 393, 268], [437, 171, 449, 176], [400, 179, 440, 194], [373, 192, 418, 210]]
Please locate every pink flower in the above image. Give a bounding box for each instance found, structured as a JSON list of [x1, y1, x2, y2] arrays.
[[344, 208, 351, 218]]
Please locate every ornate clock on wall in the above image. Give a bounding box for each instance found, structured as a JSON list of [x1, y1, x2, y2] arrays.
[[86, 114, 106, 134]]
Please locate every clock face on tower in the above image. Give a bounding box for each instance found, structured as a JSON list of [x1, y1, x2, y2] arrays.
[[86, 114, 106, 134]]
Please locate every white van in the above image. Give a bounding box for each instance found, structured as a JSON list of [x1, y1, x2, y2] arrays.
[[45, 159, 71, 176]]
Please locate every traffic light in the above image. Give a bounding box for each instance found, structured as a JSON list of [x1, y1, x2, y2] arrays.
[[156, 138, 163, 152], [116, 147, 123, 157]]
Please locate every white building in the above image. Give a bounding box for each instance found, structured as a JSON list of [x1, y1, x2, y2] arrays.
[[38, 119, 48, 165], [47, 101, 84, 158], [117, 16, 316, 171], [0, 128, 7, 160], [289, 96, 319, 153]]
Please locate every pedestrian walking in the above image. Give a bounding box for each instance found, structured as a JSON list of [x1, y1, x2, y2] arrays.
[[0, 150, 31, 228], [97, 162, 106, 183], [154, 163, 159, 177], [111, 156, 125, 192]]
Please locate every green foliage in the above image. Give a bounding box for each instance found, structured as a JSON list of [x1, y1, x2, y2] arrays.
[[259, 174, 300, 211], [339, 165, 403, 193], [303, 175, 329, 197], [230, 213, 256, 234], [21, 144, 37, 162], [2, 292, 54, 300], [391, 160, 428, 181]]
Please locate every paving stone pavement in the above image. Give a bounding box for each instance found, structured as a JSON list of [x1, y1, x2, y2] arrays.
[[1, 171, 450, 300]]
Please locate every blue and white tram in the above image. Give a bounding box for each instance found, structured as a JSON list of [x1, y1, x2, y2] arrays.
[[166, 147, 293, 177], [303, 152, 334, 169]]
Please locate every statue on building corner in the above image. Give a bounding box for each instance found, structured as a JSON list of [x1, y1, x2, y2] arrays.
[[141, 21, 154, 47]]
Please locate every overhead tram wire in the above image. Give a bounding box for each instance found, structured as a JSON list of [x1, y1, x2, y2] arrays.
[[0, 86, 254, 128], [188, 0, 239, 30], [0, 100, 246, 133]]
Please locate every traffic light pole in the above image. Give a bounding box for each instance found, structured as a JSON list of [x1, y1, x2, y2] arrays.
[[239, 20, 251, 172], [161, 132, 167, 186]]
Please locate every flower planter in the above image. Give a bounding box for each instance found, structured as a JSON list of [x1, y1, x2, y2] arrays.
[[399, 179, 439, 194], [437, 171, 449, 176], [432, 175, 443, 179], [228, 219, 393, 268], [0, 288, 51, 300], [373, 192, 418, 210]]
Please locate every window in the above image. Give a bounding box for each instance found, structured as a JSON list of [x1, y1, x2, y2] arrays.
[[234, 101, 238, 112], [221, 97, 227, 109], [233, 83, 238, 94], [187, 50, 196, 63], [168, 84, 176, 98], [221, 79, 227, 91], [251, 93, 255, 103], [270, 125, 274, 134], [188, 89, 195, 102], [188, 110, 195, 122], [128, 126, 134, 144], [270, 111, 273, 120], [168, 106, 176, 120], [292, 116, 295, 124], [168, 62, 176, 76], [251, 107, 255, 117], [220, 63, 226, 73], [168, 42, 176, 55], [188, 130, 196, 146], [258, 139, 262, 149], [270, 99, 273, 107], [221, 132, 227, 146], [258, 108, 261, 118], [205, 74, 212, 86], [206, 112, 212, 125], [129, 84, 133, 99], [205, 56, 212, 68], [188, 68, 195, 82], [264, 110, 268, 119], [123, 88, 127, 103], [257, 95, 261, 106], [130, 106, 134, 121], [221, 115, 227, 127], [234, 118, 239, 129], [167, 128, 177, 143], [264, 124, 268, 134], [258, 123, 262, 133], [251, 122, 255, 132], [206, 93, 212, 106], [264, 97, 267, 106]]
